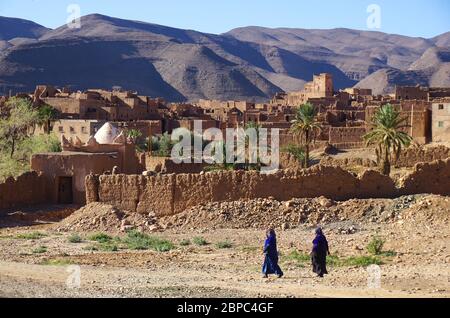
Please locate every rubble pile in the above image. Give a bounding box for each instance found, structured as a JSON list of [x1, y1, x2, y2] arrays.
[[159, 195, 449, 231], [54, 203, 158, 234], [53, 195, 449, 233]]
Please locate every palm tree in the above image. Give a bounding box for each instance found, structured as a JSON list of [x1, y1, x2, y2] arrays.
[[126, 129, 142, 144], [363, 104, 413, 176], [282, 144, 307, 168], [290, 103, 322, 168], [243, 121, 262, 170], [37, 104, 58, 134]]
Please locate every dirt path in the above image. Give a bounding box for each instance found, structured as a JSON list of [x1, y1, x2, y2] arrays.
[[0, 195, 449, 298], [1, 226, 449, 298], [0, 258, 447, 298]]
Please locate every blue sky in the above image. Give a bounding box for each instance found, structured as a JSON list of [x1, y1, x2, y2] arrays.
[[1, 0, 449, 38]]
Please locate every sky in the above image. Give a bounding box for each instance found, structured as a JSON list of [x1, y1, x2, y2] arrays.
[[0, 0, 449, 38]]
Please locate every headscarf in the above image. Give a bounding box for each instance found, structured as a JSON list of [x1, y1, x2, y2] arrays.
[[264, 228, 278, 254], [266, 228, 276, 239], [315, 227, 323, 236], [313, 227, 328, 252]]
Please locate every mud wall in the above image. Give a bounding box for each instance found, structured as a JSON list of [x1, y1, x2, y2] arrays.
[[87, 158, 450, 217], [0, 171, 48, 212], [395, 146, 450, 168], [401, 158, 450, 196], [86, 165, 399, 217], [144, 155, 207, 174]]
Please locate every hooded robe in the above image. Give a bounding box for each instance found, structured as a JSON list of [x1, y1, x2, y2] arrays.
[[262, 230, 284, 277], [311, 228, 329, 277]]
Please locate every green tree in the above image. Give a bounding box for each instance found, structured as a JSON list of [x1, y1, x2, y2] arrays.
[[282, 144, 306, 168], [158, 132, 173, 157], [0, 97, 39, 158], [243, 121, 263, 170], [290, 103, 322, 168], [126, 129, 142, 144], [363, 104, 413, 175], [37, 104, 58, 134]]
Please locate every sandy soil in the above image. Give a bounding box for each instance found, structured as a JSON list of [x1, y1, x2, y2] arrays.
[[0, 215, 448, 298]]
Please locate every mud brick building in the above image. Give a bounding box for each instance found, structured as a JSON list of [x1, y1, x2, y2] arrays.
[[432, 99, 450, 142]]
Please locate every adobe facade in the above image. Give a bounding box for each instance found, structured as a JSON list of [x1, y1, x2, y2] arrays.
[[432, 100, 450, 142], [84, 158, 450, 217], [8, 76, 450, 158], [273, 73, 334, 106]]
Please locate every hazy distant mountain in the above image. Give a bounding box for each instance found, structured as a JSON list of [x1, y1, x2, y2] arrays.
[[356, 46, 450, 95], [0, 16, 49, 41], [0, 14, 448, 101]]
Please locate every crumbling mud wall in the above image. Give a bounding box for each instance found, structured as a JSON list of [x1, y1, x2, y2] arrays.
[[86, 165, 401, 217], [0, 172, 48, 212], [320, 156, 378, 169], [279, 153, 303, 170], [144, 155, 207, 174], [395, 146, 450, 168], [401, 158, 450, 196]]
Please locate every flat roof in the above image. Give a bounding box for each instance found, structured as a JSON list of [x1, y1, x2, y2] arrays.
[[33, 151, 119, 156]]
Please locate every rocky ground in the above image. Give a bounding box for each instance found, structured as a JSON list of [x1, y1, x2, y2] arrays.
[[0, 194, 449, 298]]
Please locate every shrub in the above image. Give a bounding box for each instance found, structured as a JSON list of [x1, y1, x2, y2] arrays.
[[88, 233, 112, 243], [98, 243, 118, 252], [340, 256, 383, 267], [380, 250, 397, 257], [41, 258, 72, 266], [83, 245, 98, 251], [193, 237, 208, 246], [216, 240, 233, 249], [282, 144, 306, 166], [123, 230, 174, 252], [284, 250, 310, 263], [367, 236, 385, 255], [16, 232, 46, 240], [32, 246, 47, 254], [179, 239, 191, 246], [68, 233, 83, 243]]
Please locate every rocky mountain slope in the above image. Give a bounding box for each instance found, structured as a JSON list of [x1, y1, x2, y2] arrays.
[[357, 46, 450, 95], [0, 14, 448, 101]]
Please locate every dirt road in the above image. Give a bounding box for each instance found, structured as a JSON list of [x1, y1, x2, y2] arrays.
[[1, 225, 448, 298]]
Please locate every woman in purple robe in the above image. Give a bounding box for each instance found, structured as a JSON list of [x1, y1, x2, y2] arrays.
[[262, 229, 284, 278], [311, 227, 330, 278]]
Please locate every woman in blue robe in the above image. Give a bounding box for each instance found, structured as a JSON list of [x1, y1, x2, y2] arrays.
[[311, 227, 330, 278], [262, 229, 284, 278]]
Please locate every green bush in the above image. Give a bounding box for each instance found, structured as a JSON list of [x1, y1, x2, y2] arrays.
[[41, 258, 72, 266], [0, 133, 61, 181], [16, 232, 46, 240], [179, 239, 191, 246], [97, 243, 119, 252], [88, 233, 112, 243], [284, 250, 383, 268], [193, 237, 208, 246], [284, 250, 310, 263], [367, 236, 385, 255], [68, 233, 83, 243], [339, 256, 383, 267], [32, 246, 47, 254], [282, 144, 306, 166], [83, 245, 98, 251], [123, 230, 174, 252], [380, 250, 397, 257], [216, 240, 233, 249]]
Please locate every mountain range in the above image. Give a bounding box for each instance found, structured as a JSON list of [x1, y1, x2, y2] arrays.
[[0, 14, 449, 101]]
